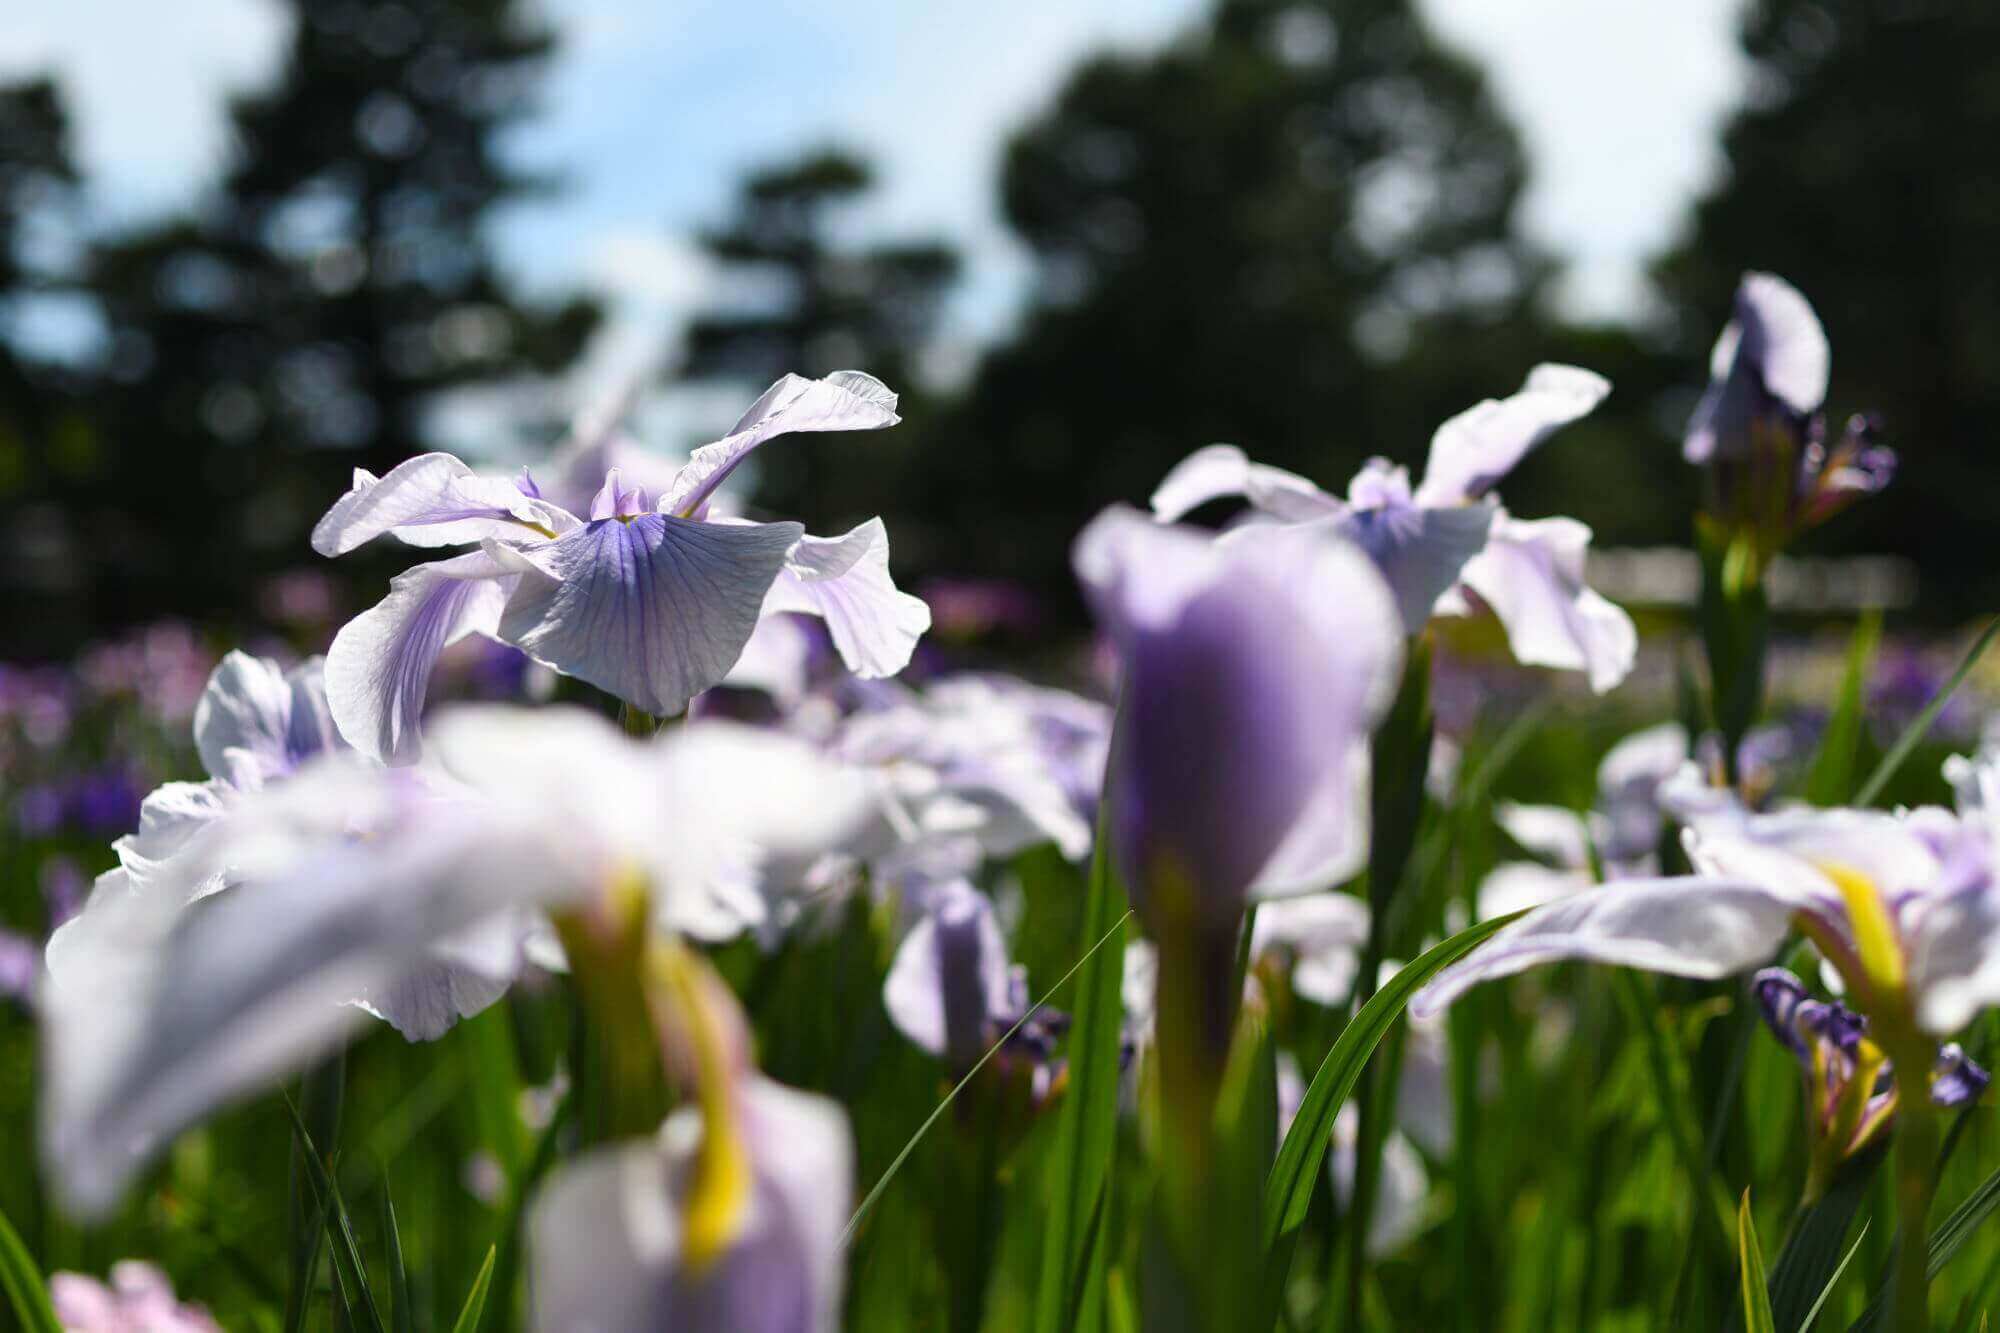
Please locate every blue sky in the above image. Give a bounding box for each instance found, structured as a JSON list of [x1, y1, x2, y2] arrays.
[[0, 0, 1747, 439]]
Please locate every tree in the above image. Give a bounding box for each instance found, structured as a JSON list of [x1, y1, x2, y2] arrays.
[[1653, 0, 2000, 620], [75, 0, 598, 635], [0, 77, 102, 655], [888, 0, 1573, 601], [675, 147, 958, 533]]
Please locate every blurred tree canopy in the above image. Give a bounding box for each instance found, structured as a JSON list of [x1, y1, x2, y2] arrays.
[[675, 147, 959, 535], [1654, 0, 2000, 621], [881, 0, 1591, 598], [5, 0, 599, 654]]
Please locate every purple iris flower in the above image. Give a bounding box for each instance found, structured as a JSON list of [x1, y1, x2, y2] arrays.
[[50, 1262, 221, 1333], [883, 879, 1069, 1096], [1686, 272, 1895, 543], [1075, 507, 1402, 931], [314, 372, 930, 763], [1150, 365, 1635, 693]]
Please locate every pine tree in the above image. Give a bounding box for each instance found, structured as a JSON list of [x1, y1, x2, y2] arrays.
[[890, 0, 1567, 600], [676, 146, 957, 534], [83, 0, 598, 630]]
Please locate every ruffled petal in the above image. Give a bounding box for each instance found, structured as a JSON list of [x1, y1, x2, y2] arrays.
[[762, 518, 930, 678], [325, 551, 516, 765], [1410, 877, 1794, 1019], [1149, 444, 1341, 523], [660, 371, 900, 518], [311, 452, 577, 556], [497, 515, 803, 717], [192, 653, 294, 782], [1456, 514, 1636, 693], [1319, 499, 1497, 635], [1415, 364, 1610, 507]]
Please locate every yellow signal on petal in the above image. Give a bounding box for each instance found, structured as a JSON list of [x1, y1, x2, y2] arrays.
[[1819, 862, 1906, 1002]]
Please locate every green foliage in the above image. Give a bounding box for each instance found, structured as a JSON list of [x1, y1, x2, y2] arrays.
[[0, 1199, 61, 1333], [1740, 1190, 1778, 1333]]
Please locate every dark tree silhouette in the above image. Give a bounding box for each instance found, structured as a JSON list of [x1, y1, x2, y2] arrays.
[[676, 147, 958, 533], [1653, 0, 2000, 619], [72, 0, 597, 637], [887, 0, 1572, 599]]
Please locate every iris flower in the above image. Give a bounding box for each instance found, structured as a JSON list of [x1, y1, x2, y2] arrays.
[[1415, 761, 2000, 1052], [1685, 272, 1895, 548], [1150, 365, 1634, 692], [314, 371, 929, 763], [1076, 507, 1403, 930], [41, 705, 869, 1215]]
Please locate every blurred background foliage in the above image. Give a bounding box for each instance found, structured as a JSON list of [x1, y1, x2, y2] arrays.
[[0, 0, 1992, 649]]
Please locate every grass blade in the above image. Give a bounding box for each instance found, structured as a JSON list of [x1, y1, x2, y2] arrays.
[[0, 1201, 62, 1333], [382, 1180, 415, 1333], [1261, 910, 1522, 1252], [842, 906, 1135, 1249], [1739, 1190, 1777, 1333], [1805, 611, 1881, 806], [1033, 810, 1129, 1333], [1767, 1148, 1884, 1331], [1855, 616, 2000, 807], [282, 1094, 388, 1333], [449, 1246, 496, 1333], [1798, 1221, 1870, 1333]]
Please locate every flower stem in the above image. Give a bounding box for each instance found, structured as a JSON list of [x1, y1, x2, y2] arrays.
[[1889, 1055, 1939, 1332]]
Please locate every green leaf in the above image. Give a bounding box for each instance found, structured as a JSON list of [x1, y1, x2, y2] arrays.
[[1805, 611, 1882, 806], [1855, 615, 2000, 807], [0, 1200, 62, 1333], [1767, 1148, 1884, 1331], [450, 1246, 497, 1333], [1739, 1190, 1777, 1333], [382, 1180, 415, 1333], [843, 905, 1134, 1249], [1261, 910, 1522, 1253], [1034, 808, 1130, 1333], [1797, 1221, 1869, 1333], [282, 1094, 388, 1333]]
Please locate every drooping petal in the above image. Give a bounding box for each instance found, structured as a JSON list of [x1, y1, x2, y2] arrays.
[[40, 759, 563, 1216], [1149, 444, 1342, 523], [1415, 364, 1611, 507], [347, 911, 529, 1041], [325, 551, 516, 765], [1409, 877, 1795, 1019], [660, 371, 900, 519], [1475, 861, 1594, 921], [1252, 892, 1371, 1007], [111, 780, 238, 901], [497, 514, 803, 717], [1316, 491, 1498, 635], [311, 453, 576, 556], [882, 879, 1012, 1065], [1456, 513, 1636, 693], [762, 518, 930, 678], [528, 1078, 853, 1333], [1494, 803, 1593, 869]]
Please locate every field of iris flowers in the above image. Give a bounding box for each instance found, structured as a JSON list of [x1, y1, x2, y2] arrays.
[[5, 272, 2000, 1333]]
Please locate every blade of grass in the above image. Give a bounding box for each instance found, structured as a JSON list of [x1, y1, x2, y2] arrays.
[[1740, 1190, 1777, 1333], [1034, 807, 1129, 1333], [382, 1181, 414, 1333], [1855, 616, 2000, 806], [1797, 1221, 1869, 1333], [842, 906, 1135, 1249], [1262, 910, 1523, 1254], [0, 1201, 62, 1333], [449, 1246, 496, 1333], [1805, 611, 1882, 806], [282, 1094, 388, 1333]]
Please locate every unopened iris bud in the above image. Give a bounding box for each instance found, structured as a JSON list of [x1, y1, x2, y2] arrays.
[[1685, 273, 1894, 560]]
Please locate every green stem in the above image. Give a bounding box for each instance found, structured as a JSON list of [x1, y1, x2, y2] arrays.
[[1889, 1058, 1940, 1332]]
